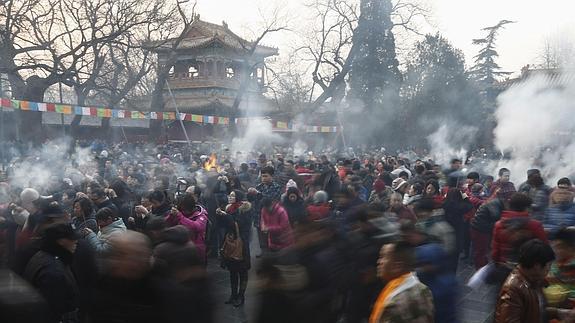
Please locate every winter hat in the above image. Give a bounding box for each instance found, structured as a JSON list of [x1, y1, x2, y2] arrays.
[[43, 223, 80, 241], [286, 179, 298, 190], [286, 187, 300, 198], [557, 177, 572, 189], [496, 182, 517, 200], [20, 188, 40, 206], [99, 150, 109, 159], [313, 191, 328, 204], [527, 169, 541, 177], [392, 178, 408, 191], [373, 179, 386, 194]]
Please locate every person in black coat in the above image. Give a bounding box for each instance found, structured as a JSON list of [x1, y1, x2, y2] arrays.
[[152, 225, 215, 323], [442, 188, 473, 272], [282, 187, 306, 227], [88, 231, 161, 323], [217, 190, 253, 307], [23, 223, 81, 323]]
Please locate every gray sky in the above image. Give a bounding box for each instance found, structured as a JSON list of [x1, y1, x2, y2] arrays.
[[196, 0, 575, 76]]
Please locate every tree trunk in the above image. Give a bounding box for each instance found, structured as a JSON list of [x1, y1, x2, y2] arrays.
[[17, 77, 50, 143]]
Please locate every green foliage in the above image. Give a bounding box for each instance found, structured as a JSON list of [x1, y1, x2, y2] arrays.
[[346, 0, 402, 146], [470, 20, 515, 88], [401, 33, 485, 147], [348, 0, 402, 111]]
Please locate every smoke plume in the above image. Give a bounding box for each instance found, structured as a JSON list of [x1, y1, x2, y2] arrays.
[[490, 72, 575, 184]]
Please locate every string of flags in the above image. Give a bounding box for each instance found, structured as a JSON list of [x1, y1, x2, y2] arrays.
[[1, 98, 339, 133]]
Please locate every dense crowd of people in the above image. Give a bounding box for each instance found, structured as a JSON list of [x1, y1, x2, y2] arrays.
[[2, 140, 575, 322]]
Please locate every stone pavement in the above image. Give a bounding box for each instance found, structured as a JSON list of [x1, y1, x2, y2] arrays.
[[209, 238, 498, 323], [456, 260, 499, 323]]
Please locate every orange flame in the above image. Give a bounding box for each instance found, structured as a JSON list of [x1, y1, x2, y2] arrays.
[[203, 153, 221, 172]]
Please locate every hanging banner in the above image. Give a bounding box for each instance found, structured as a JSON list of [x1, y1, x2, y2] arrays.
[[1, 98, 339, 132]]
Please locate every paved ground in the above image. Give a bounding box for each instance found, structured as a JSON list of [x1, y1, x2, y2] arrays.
[[209, 233, 498, 323], [456, 260, 498, 323]]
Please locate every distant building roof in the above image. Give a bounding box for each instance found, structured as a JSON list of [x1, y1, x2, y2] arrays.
[[494, 65, 575, 91], [149, 17, 278, 57]]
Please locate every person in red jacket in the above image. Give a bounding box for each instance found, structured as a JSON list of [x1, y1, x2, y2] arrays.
[[492, 193, 547, 267], [260, 198, 294, 251], [306, 191, 332, 222]]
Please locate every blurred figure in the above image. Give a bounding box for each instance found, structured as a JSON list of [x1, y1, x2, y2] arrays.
[[261, 197, 294, 252], [442, 188, 473, 272], [385, 193, 416, 224], [370, 241, 434, 323], [470, 182, 516, 269], [153, 226, 215, 323], [415, 243, 458, 323], [526, 173, 551, 220], [413, 198, 455, 256], [306, 191, 332, 222], [491, 193, 547, 284], [256, 220, 350, 323], [83, 207, 127, 254], [89, 231, 159, 323], [548, 229, 575, 299], [549, 177, 574, 207], [23, 223, 80, 323], [545, 178, 575, 235]]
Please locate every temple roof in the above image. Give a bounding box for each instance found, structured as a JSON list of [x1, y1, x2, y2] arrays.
[[150, 18, 278, 57]]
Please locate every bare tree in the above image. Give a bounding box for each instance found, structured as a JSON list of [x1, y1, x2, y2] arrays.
[[293, 0, 430, 111], [536, 33, 575, 69], [68, 0, 176, 136], [0, 0, 171, 140], [229, 7, 289, 112]]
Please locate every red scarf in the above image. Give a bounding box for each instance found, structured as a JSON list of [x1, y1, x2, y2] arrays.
[[226, 202, 243, 214]]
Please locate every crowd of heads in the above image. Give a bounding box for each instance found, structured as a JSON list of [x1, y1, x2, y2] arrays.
[[1, 139, 575, 322]]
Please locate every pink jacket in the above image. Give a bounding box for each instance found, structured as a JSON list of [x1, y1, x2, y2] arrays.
[[166, 206, 208, 261], [261, 203, 294, 250]]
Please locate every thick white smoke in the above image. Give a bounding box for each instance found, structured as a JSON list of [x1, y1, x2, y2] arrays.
[[490, 73, 575, 184], [8, 137, 98, 192], [427, 124, 477, 166], [230, 119, 284, 162]]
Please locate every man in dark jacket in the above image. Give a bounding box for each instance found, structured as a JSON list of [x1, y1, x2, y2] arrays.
[[87, 185, 119, 215], [23, 223, 81, 323], [470, 182, 515, 269]]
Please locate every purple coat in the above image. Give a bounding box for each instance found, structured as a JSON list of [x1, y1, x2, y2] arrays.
[[166, 205, 208, 262]]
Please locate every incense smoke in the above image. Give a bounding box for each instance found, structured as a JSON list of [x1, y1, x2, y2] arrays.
[[490, 73, 575, 184]]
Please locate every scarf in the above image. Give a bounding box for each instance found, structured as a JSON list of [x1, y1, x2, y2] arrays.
[[226, 202, 243, 215], [369, 273, 417, 323]]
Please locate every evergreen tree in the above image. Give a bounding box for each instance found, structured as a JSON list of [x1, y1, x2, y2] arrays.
[[347, 0, 402, 145], [401, 34, 484, 147], [470, 20, 515, 91]]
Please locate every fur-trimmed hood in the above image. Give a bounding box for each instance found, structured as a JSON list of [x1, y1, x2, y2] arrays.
[[226, 201, 252, 213]]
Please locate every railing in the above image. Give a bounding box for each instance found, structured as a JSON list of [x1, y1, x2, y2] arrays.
[[167, 75, 263, 91]]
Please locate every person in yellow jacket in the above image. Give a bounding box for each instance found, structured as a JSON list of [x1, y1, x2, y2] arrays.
[[370, 241, 434, 323]]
